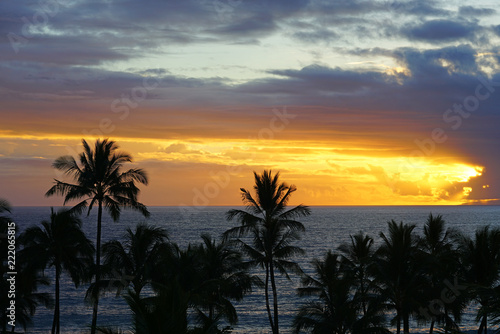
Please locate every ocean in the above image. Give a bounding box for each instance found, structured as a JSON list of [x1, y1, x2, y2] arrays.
[[8, 205, 500, 333]]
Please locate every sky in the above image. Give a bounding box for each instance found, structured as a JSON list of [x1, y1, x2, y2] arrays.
[[1, 0, 500, 207]]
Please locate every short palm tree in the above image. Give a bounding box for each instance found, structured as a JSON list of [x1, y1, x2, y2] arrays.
[[131, 243, 201, 334], [101, 223, 169, 296], [456, 226, 500, 334], [373, 220, 425, 334], [1, 200, 52, 332], [0, 199, 10, 224], [294, 251, 388, 334], [46, 139, 149, 334], [192, 234, 256, 331], [223, 170, 310, 334], [338, 232, 377, 318], [19, 209, 95, 334], [4, 265, 52, 332], [418, 214, 464, 333]]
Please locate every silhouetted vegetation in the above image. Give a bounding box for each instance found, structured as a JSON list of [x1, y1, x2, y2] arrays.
[[4, 145, 500, 334], [1, 200, 52, 333], [45, 139, 149, 334], [18, 208, 94, 334], [224, 170, 311, 334]]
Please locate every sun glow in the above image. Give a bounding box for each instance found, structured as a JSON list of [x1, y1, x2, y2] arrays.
[[0, 132, 488, 206]]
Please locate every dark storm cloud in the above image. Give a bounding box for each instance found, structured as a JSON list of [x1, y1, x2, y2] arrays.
[[402, 20, 480, 42]]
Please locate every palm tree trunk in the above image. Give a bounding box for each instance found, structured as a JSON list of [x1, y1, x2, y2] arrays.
[[396, 311, 401, 334], [264, 263, 275, 334], [478, 313, 487, 334], [91, 201, 103, 334], [270, 261, 279, 334], [360, 275, 367, 316], [403, 314, 410, 334], [429, 319, 434, 334], [2, 312, 7, 333], [52, 265, 60, 334]]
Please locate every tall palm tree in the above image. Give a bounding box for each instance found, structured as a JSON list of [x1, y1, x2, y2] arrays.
[[294, 251, 389, 334], [455, 226, 500, 334], [101, 223, 169, 296], [373, 220, 426, 334], [223, 170, 311, 334], [19, 209, 95, 334], [45, 138, 149, 334]]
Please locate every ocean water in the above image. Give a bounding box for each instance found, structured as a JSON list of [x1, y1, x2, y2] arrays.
[[8, 205, 500, 333]]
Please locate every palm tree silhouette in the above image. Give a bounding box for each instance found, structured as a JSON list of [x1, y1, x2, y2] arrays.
[[0, 199, 10, 224], [293, 251, 388, 334], [1, 199, 14, 332], [456, 226, 500, 334], [418, 214, 464, 333], [224, 170, 310, 334], [1, 199, 52, 332], [19, 208, 95, 334], [130, 243, 200, 334], [192, 234, 256, 331], [338, 232, 377, 318], [45, 139, 149, 334], [101, 223, 169, 296], [373, 220, 425, 334]]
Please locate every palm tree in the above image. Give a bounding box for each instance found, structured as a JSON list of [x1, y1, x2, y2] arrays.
[[45, 138, 149, 334], [418, 214, 464, 333], [130, 243, 201, 334], [223, 170, 311, 334], [3, 265, 52, 333], [294, 251, 389, 334], [455, 226, 500, 334], [0, 199, 10, 224], [101, 223, 169, 296], [1, 200, 52, 333], [338, 232, 377, 318], [192, 234, 256, 332], [19, 208, 95, 334], [373, 220, 426, 334]]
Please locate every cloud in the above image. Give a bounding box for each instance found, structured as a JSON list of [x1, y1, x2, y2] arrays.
[[1, 0, 500, 206], [389, 1, 450, 16], [493, 25, 500, 37], [291, 28, 339, 44], [402, 19, 480, 43], [394, 44, 480, 76], [458, 6, 496, 17], [164, 143, 203, 155], [209, 12, 277, 38]]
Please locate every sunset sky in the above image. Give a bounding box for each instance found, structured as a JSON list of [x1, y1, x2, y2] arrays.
[[1, 0, 499, 207]]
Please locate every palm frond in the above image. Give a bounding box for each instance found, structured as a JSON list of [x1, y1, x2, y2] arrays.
[[0, 198, 11, 213]]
